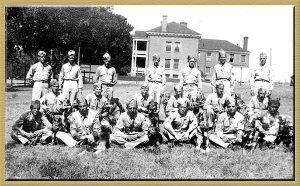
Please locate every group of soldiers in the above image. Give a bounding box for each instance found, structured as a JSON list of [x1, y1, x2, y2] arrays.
[[11, 49, 293, 154]]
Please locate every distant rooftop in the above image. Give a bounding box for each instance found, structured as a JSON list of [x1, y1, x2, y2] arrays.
[[146, 22, 200, 35], [199, 39, 249, 52]]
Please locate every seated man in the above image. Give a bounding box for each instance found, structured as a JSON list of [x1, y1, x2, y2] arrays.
[[131, 83, 153, 116], [247, 88, 269, 121], [166, 84, 189, 115], [163, 100, 198, 146], [110, 99, 149, 149], [204, 82, 232, 129], [207, 99, 245, 149], [252, 98, 281, 149], [11, 100, 53, 146]]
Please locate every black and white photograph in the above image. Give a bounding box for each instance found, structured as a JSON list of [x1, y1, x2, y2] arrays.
[[5, 5, 294, 180]]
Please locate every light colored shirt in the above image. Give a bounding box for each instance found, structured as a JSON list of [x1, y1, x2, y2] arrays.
[[40, 92, 65, 113], [58, 62, 83, 89], [163, 110, 197, 132], [114, 112, 149, 136], [26, 62, 52, 82], [216, 111, 244, 137], [250, 65, 273, 90], [204, 93, 232, 110], [68, 110, 91, 137], [180, 67, 202, 90], [166, 96, 189, 113], [145, 65, 166, 85], [255, 111, 280, 136], [247, 96, 269, 113], [95, 65, 117, 85], [211, 63, 234, 87], [85, 93, 108, 111], [132, 93, 152, 111]]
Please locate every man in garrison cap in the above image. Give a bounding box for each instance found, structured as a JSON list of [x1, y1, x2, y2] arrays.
[[166, 84, 189, 116], [211, 49, 235, 96], [26, 50, 53, 101], [110, 99, 150, 149], [59, 50, 83, 105], [95, 52, 117, 100], [144, 53, 166, 105], [131, 83, 153, 116], [250, 52, 273, 97]]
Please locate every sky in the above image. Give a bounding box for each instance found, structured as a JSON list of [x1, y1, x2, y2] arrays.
[[113, 5, 294, 82]]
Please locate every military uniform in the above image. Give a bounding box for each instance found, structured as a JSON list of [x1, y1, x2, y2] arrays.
[[131, 92, 152, 116], [145, 65, 166, 104], [250, 65, 273, 96], [110, 112, 149, 149], [95, 65, 117, 99], [166, 96, 189, 114], [26, 60, 52, 101], [211, 63, 235, 96], [247, 96, 269, 117], [180, 67, 202, 100]]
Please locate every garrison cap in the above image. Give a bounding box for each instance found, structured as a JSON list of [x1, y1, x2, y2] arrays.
[[141, 83, 149, 90], [260, 52, 267, 58], [174, 84, 183, 91], [127, 99, 138, 108], [68, 50, 76, 56], [49, 79, 59, 86], [30, 100, 41, 108], [218, 49, 226, 58], [38, 51, 46, 57], [103, 53, 111, 60]]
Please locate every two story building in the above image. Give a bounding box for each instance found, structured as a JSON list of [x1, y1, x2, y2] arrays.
[[130, 15, 250, 82]]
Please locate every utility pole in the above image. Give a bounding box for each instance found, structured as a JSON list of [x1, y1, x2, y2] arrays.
[[78, 47, 81, 66]]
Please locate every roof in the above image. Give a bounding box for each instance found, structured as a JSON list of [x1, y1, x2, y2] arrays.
[[134, 31, 147, 38], [147, 22, 200, 35], [199, 39, 249, 52]]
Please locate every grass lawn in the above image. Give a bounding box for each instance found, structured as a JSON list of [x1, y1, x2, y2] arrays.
[[5, 82, 294, 180]]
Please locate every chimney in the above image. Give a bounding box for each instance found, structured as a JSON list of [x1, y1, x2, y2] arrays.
[[180, 22, 187, 27], [243, 36, 248, 51], [162, 15, 167, 32]]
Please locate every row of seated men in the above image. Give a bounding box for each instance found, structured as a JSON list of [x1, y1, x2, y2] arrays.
[[11, 79, 293, 154]]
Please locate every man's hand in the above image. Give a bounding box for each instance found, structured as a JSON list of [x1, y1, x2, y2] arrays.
[[126, 134, 138, 141], [221, 136, 228, 142], [181, 132, 189, 141], [27, 132, 36, 139], [33, 130, 43, 136]]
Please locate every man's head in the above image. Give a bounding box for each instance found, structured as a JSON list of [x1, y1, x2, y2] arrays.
[[68, 50, 76, 63], [50, 79, 59, 94], [140, 83, 149, 97], [218, 49, 226, 65], [38, 51, 46, 64], [93, 83, 102, 97], [268, 98, 280, 114], [216, 82, 224, 96], [152, 53, 160, 66], [178, 100, 188, 116], [188, 57, 196, 68], [259, 52, 267, 66], [174, 84, 183, 97], [127, 99, 138, 118], [257, 88, 266, 100], [103, 53, 111, 68], [78, 99, 88, 116], [30, 100, 41, 116], [227, 98, 237, 115]]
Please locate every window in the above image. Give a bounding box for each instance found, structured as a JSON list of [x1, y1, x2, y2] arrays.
[[165, 74, 170, 78], [136, 41, 147, 51], [173, 74, 179, 79], [205, 67, 211, 74], [174, 42, 180, 52], [241, 55, 246, 62], [165, 59, 171, 69], [206, 52, 212, 62], [166, 41, 172, 52], [173, 59, 179, 69], [229, 54, 234, 63]]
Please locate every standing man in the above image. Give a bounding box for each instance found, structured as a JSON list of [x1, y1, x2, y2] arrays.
[[145, 53, 166, 104], [180, 57, 202, 101], [211, 49, 235, 96], [250, 52, 273, 96], [26, 51, 52, 101], [59, 50, 83, 105], [95, 53, 117, 100]]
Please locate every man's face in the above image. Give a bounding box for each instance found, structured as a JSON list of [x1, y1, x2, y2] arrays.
[[178, 104, 188, 115], [38, 56, 45, 63], [257, 90, 266, 100], [219, 54, 226, 65], [260, 57, 267, 66], [153, 57, 159, 66], [227, 103, 236, 115], [216, 86, 224, 95], [175, 89, 182, 97], [94, 87, 102, 97], [51, 84, 59, 94], [189, 60, 195, 68], [141, 88, 149, 97], [68, 55, 75, 63], [79, 104, 88, 116], [104, 58, 111, 68], [269, 104, 279, 114], [31, 105, 40, 116], [127, 105, 137, 118]]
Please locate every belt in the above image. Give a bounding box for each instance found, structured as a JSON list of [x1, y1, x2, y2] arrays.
[[255, 79, 270, 83], [216, 78, 230, 81], [149, 81, 162, 84], [101, 83, 114, 87], [35, 80, 48, 83], [183, 83, 197, 86], [63, 79, 78, 81]]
